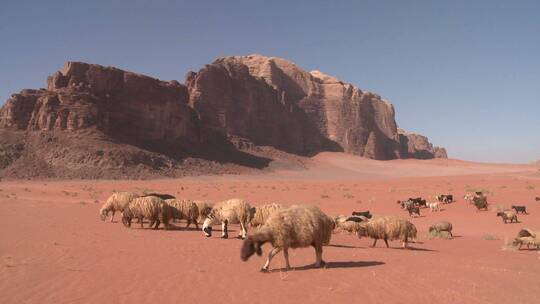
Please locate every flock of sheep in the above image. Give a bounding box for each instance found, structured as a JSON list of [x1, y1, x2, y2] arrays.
[[99, 190, 539, 272]]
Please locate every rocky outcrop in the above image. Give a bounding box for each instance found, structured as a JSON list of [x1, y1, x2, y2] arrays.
[[187, 55, 445, 159], [0, 62, 199, 151], [398, 129, 447, 159], [0, 55, 447, 178]]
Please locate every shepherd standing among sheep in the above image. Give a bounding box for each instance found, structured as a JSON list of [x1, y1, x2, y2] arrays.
[[241, 205, 335, 272], [357, 216, 417, 248], [202, 199, 251, 239], [99, 191, 139, 222]]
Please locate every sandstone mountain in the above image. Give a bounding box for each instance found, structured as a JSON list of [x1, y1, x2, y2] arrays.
[[0, 55, 446, 178]]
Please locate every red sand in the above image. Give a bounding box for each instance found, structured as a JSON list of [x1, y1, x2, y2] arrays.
[[1, 154, 539, 304]]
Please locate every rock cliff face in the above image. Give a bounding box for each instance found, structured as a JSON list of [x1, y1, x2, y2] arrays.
[[187, 55, 445, 159], [0, 62, 199, 151], [0, 55, 447, 178]]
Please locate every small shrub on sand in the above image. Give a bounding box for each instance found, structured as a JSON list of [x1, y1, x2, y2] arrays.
[[526, 185, 535, 191], [483, 234, 499, 241], [343, 193, 354, 199], [465, 186, 491, 194], [321, 194, 329, 199]]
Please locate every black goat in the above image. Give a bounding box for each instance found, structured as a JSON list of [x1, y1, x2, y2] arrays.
[[406, 205, 420, 217], [351, 211, 373, 219], [511, 205, 527, 214]]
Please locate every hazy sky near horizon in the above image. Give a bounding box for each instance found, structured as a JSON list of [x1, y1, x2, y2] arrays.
[[1, 0, 538, 163]]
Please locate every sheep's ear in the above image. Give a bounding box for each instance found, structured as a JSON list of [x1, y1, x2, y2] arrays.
[[255, 242, 263, 256]]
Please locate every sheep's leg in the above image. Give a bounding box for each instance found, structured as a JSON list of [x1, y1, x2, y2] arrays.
[[221, 221, 229, 239], [194, 220, 199, 230], [140, 217, 144, 228], [261, 247, 282, 272], [110, 210, 115, 222], [154, 219, 160, 230], [314, 245, 325, 268], [283, 248, 291, 270], [185, 220, 191, 229], [383, 238, 390, 248], [238, 221, 247, 239], [371, 239, 378, 247]]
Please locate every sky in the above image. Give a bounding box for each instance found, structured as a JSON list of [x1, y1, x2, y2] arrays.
[[1, 0, 538, 163]]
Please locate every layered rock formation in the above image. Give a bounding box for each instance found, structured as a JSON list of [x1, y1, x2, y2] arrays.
[[1, 62, 199, 151], [187, 55, 445, 159], [0, 55, 446, 178]]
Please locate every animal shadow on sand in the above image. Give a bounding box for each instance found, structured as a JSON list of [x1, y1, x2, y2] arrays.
[[269, 260, 385, 273]]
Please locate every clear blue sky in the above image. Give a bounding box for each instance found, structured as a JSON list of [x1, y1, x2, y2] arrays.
[[1, 0, 539, 163]]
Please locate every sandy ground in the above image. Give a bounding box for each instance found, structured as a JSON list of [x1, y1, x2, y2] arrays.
[[1, 154, 540, 304]]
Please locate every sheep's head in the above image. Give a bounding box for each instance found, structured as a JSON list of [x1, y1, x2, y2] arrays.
[[121, 214, 131, 227], [496, 212, 504, 217], [356, 224, 368, 238], [240, 237, 263, 261], [99, 206, 108, 221], [202, 218, 213, 237]]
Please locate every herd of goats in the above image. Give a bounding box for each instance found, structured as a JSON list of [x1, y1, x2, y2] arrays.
[[99, 192, 540, 272]]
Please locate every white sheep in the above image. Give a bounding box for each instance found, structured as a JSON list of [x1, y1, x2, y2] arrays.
[[241, 205, 335, 272], [428, 202, 440, 212], [99, 192, 139, 222], [202, 199, 251, 239]]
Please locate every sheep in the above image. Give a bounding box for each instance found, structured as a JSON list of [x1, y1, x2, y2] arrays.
[[165, 199, 200, 229], [513, 236, 540, 249], [406, 205, 421, 217], [249, 203, 285, 227], [513, 228, 540, 249], [357, 216, 417, 248], [351, 210, 373, 219], [240, 205, 334, 272], [194, 200, 213, 223], [202, 199, 251, 239], [99, 192, 139, 222], [428, 202, 440, 212], [472, 196, 488, 211], [511, 205, 527, 214], [334, 215, 369, 234], [496, 210, 518, 223], [121, 196, 172, 230], [428, 221, 453, 238], [463, 193, 475, 204]]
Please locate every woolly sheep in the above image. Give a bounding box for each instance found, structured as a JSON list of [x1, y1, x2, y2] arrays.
[[357, 216, 417, 248], [99, 192, 139, 222], [165, 199, 200, 229], [202, 199, 251, 239], [249, 203, 284, 227], [122, 196, 172, 230], [513, 228, 540, 249], [241, 205, 335, 272], [496, 210, 518, 223], [428, 221, 453, 238]]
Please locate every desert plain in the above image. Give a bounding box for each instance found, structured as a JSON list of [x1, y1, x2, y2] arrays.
[[1, 153, 539, 304]]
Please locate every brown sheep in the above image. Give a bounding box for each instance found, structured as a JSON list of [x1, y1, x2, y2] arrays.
[[357, 216, 417, 248], [241, 205, 334, 272], [122, 196, 172, 230]]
